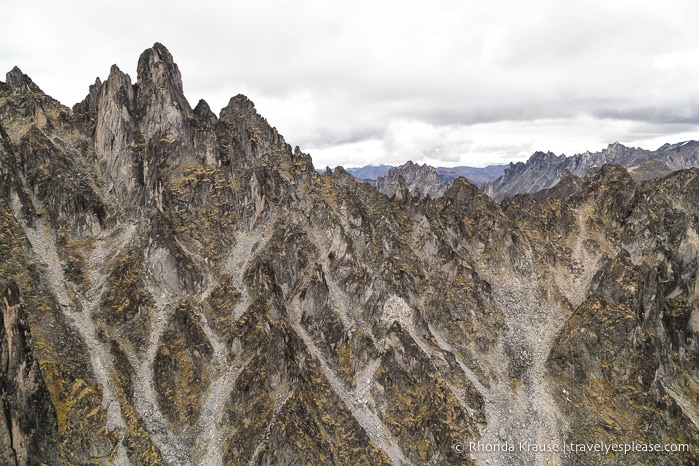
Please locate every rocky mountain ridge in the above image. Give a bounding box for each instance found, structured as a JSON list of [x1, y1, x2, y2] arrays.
[[375, 162, 507, 199], [484, 140, 699, 201], [346, 163, 505, 191], [0, 43, 697, 465], [348, 140, 696, 204], [345, 165, 393, 184], [376, 161, 451, 199]]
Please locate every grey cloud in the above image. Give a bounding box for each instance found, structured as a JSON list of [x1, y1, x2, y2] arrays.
[[594, 105, 699, 126], [3, 0, 698, 167]]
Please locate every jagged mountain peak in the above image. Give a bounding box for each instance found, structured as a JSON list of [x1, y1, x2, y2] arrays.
[[376, 160, 450, 199], [135, 43, 192, 136], [1, 66, 71, 140], [602, 141, 640, 155], [143, 41, 175, 62], [443, 175, 492, 207], [136, 42, 183, 88], [103, 64, 134, 97], [485, 138, 699, 201], [193, 98, 216, 119], [530, 149, 559, 159], [5, 66, 34, 89], [5, 65, 24, 82], [3, 66, 48, 99], [657, 140, 699, 160], [658, 140, 698, 151], [220, 93, 258, 120], [108, 63, 124, 77]]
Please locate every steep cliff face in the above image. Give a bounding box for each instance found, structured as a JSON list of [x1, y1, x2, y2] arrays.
[[0, 44, 697, 465], [1, 282, 59, 466]]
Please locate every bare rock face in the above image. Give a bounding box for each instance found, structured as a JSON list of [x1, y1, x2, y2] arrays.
[[191, 99, 220, 167], [94, 65, 141, 203], [135, 42, 192, 142], [0, 43, 697, 465], [1, 282, 59, 466]]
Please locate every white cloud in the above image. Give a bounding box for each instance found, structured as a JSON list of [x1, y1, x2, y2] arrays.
[[383, 120, 472, 163]]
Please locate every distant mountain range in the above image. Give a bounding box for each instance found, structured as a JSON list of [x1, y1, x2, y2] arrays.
[[483, 140, 699, 201], [345, 163, 506, 193], [345, 141, 699, 202], [376, 162, 451, 198], [344, 164, 393, 183]]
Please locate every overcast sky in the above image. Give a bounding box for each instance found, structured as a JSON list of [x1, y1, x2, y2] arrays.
[[3, 0, 699, 168]]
